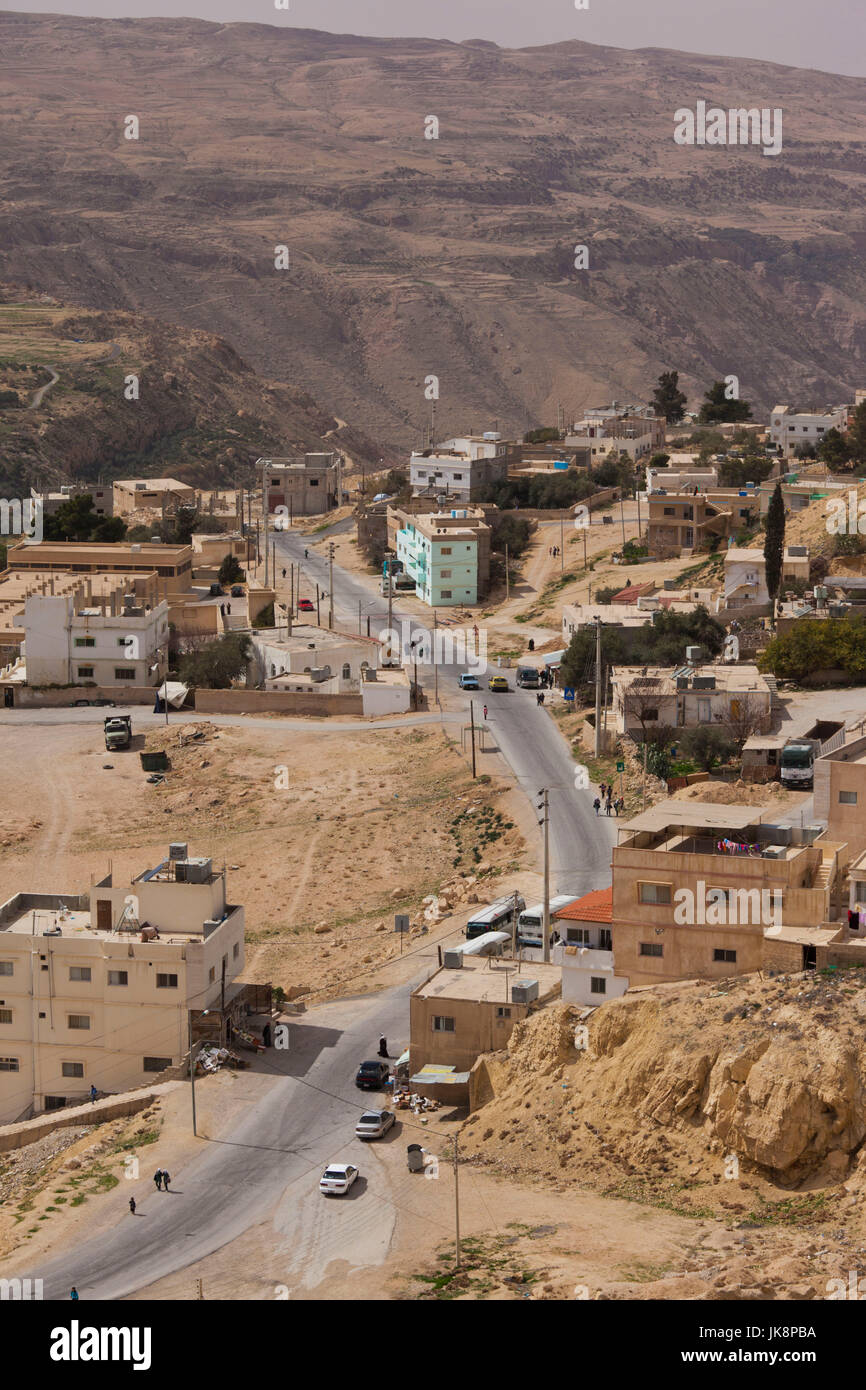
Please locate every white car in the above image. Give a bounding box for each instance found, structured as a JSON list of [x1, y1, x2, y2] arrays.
[[355, 1109, 396, 1141], [319, 1162, 360, 1196]]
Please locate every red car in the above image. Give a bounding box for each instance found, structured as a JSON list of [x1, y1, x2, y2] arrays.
[[298, 599, 314, 612]]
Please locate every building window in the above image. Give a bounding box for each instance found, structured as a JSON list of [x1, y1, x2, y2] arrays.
[[77, 667, 94, 678], [45, 1096, 67, 1111], [0, 1057, 19, 1071], [74, 637, 95, 648], [590, 977, 607, 995], [840, 790, 858, 805], [496, 1007, 512, 1019], [0, 961, 12, 976], [156, 973, 178, 989], [309, 478, 319, 486], [440, 547, 452, 555], [117, 636, 132, 646], [441, 590, 452, 599], [62, 1062, 85, 1078], [639, 942, 664, 957], [713, 948, 737, 963], [233, 942, 240, 960], [114, 669, 136, 680], [108, 970, 128, 986], [342, 663, 351, 679], [567, 927, 591, 944], [68, 1015, 91, 1030], [638, 882, 671, 906], [440, 569, 452, 578], [69, 966, 91, 982], [209, 967, 215, 983], [0, 1009, 12, 1024], [143, 1057, 172, 1073], [641, 707, 659, 722], [432, 1015, 455, 1032]]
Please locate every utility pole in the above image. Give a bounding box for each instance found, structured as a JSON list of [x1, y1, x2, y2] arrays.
[[469, 700, 477, 778], [620, 492, 626, 548], [263, 459, 270, 588], [290, 564, 294, 614], [188, 1012, 198, 1137], [386, 552, 394, 637], [316, 584, 321, 627], [328, 543, 335, 628], [583, 524, 588, 571], [635, 485, 642, 539], [504, 543, 510, 600], [560, 516, 565, 573], [453, 1135, 461, 1271], [358, 599, 362, 635], [642, 739, 648, 809], [594, 617, 602, 758], [433, 609, 439, 704], [538, 789, 551, 964]]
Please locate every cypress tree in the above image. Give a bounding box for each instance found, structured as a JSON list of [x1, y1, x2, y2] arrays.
[[764, 481, 786, 622]]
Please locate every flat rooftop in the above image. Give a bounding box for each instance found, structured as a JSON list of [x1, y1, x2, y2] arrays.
[[620, 799, 774, 834], [115, 478, 191, 492], [256, 624, 381, 651], [8, 541, 191, 567], [0, 905, 199, 943], [414, 955, 561, 1004]]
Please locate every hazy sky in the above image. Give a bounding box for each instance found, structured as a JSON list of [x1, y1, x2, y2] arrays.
[[9, 0, 866, 79]]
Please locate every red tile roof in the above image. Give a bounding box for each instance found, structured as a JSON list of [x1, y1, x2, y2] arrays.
[[554, 886, 612, 924], [610, 582, 656, 604]]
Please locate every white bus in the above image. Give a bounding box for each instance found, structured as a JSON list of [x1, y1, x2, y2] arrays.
[[517, 896, 579, 949], [465, 895, 525, 941]]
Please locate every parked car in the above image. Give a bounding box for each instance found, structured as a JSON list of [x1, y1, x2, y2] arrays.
[[458, 672, 480, 690], [355, 1060, 391, 1090], [319, 1163, 359, 1196], [488, 675, 509, 692], [298, 598, 315, 612], [355, 1109, 396, 1140], [230, 585, 244, 598], [602, 513, 614, 525]]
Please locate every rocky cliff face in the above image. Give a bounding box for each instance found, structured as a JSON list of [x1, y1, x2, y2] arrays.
[[464, 970, 866, 1213], [1, 13, 865, 453]]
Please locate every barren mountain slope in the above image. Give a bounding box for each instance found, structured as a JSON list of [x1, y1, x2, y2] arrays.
[[1, 13, 865, 450]]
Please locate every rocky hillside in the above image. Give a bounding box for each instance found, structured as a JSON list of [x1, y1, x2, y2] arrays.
[[0, 287, 381, 491], [1, 13, 865, 452], [465, 970, 866, 1214]]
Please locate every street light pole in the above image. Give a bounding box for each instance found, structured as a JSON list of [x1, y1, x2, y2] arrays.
[[328, 541, 335, 629], [539, 789, 551, 964], [594, 617, 602, 758]]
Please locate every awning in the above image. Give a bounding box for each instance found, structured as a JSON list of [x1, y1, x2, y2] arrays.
[[410, 1065, 471, 1086]]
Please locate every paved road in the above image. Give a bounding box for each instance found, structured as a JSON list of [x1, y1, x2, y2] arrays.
[[28, 980, 429, 1301], [20, 522, 611, 1298]]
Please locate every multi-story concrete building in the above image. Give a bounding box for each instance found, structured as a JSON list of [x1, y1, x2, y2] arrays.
[[410, 435, 508, 501], [5, 540, 194, 601], [392, 507, 491, 606], [552, 888, 626, 1007], [646, 489, 734, 557], [31, 483, 113, 518], [23, 589, 169, 688], [610, 802, 846, 987], [262, 454, 341, 518], [113, 478, 195, 516], [721, 546, 810, 613], [0, 844, 246, 1123], [610, 663, 773, 741], [769, 405, 848, 458]]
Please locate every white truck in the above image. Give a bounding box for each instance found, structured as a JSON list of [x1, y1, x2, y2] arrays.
[[780, 720, 845, 789], [104, 714, 132, 752]]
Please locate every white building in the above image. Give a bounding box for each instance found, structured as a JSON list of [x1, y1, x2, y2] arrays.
[[721, 546, 810, 612], [23, 590, 169, 687], [551, 889, 627, 1007], [769, 405, 848, 457], [0, 845, 246, 1123], [250, 624, 382, 692], [410, 434, 508, 501]]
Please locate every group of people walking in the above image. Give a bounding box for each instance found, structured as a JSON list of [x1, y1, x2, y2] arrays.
[[547, 546, 561, 558], [594, 782, 625, 817], [128, 1168, 172, 1214]]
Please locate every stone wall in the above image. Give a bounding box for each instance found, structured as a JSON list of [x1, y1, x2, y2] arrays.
[[194, 688, 363, 716]]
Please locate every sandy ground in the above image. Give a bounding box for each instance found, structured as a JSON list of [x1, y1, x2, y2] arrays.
[[0, 717, 529, 1004]]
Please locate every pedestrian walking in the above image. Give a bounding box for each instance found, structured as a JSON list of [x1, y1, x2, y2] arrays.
[[378, 1034, 388, 1059], [483, 704, 488, 720], [162, 1171, 171, 1191], [129, 1198, 136, 1215], [89, 1084, 98, 1104], [227, 602, 231, 614], [70, 1287, 79, 1301], [282, 568, 286, 579], [599, 782, 607, 800], [153, 1169, 163, 1192], [605, 798, 613, 816], [593, 797, 601, 816], [262, 1021, 272, 1048], [304, 548, 309, 559]]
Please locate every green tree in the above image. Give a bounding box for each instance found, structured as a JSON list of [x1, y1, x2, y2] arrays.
[[679, 725, 737, 771], [760, 617, 866, 683], [647, 452, 671, 469], [848, 401, 866, 465], [489, 513, 532, 558], [383, 469, 409, 495], [763, 481, 786, 617], [698, 381, 753, 425], [523, 427, 560, 444], [218, 553, 244, 585], [178, 633, 252, 689], [817, 427, 853, 467], [651, 371, 687, 424], [43, 494, 128, 543]]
